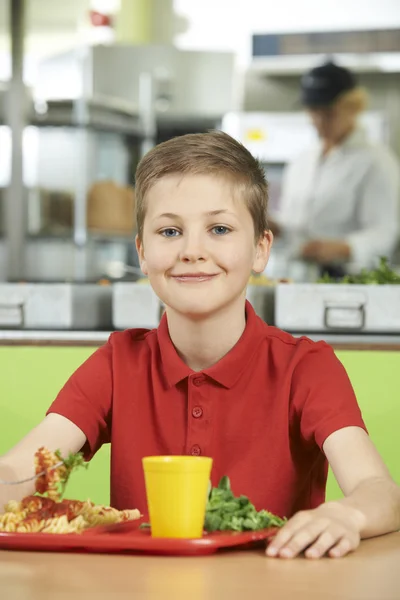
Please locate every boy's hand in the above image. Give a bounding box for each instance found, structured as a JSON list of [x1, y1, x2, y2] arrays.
[[266, 501, 364, 559]]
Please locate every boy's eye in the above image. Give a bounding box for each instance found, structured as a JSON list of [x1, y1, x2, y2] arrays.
[[211, 226, 230, 235], [160, 228, 180, 238]]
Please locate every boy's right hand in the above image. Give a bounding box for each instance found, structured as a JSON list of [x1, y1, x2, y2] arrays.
[[0, 414, 86, 511]]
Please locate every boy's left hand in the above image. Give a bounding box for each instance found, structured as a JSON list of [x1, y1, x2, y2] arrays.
[[266, 501, 364, 559]]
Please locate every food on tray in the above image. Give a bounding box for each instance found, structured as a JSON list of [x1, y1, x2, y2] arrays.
[[204, 476, 286, 532], [34, 446, 80, 501], [1, 450, 284, 537], [0, 495, 140, 534], [318, 256, 400, 284], [140, 475, 286, 534], [0, 447, 141, 534]]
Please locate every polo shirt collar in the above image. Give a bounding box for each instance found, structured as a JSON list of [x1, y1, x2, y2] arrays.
[[157, 301, 266, 389]]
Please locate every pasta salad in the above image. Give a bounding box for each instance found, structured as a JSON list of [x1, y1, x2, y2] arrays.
[[0, 447, 141, 534]]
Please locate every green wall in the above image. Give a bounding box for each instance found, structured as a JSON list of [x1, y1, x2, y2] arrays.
[[0, 347, 399, 506], [0, 347, 109, 505]]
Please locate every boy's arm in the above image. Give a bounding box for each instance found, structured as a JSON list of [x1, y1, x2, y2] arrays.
[[0, 413, 86, 510], [325, 426, 400, 538], [267, 426, 400, 559]]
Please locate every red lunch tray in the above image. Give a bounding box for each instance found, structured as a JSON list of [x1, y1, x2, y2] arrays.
[[0, 518, 278, 556]]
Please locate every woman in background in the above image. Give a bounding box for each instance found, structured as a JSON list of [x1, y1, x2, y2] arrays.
[[270, 61, 400, 278]]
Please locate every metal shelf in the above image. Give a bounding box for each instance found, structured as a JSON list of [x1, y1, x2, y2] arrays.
[[31, 98, 144, 136], [249, 52, 400, 77], [0, 94, 145, 136], [26, 232, 135, 244]]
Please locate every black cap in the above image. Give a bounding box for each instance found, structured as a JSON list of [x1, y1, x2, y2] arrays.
[[300, 61, 357, 107]]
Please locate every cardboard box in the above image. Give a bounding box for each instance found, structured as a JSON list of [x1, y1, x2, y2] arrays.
[[87, 180, 135, 235]]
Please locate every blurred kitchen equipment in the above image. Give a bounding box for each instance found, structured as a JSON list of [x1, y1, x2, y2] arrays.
[[0, 283, 113, 330], [105, 261, 143, 279], [112, 282, 162, 330], [275, 283, 400, 332], [246, 285, 275, 324], [34, 45, 235, 124]]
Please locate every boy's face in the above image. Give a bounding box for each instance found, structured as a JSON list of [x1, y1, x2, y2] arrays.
[[136, 174, 272, 319]]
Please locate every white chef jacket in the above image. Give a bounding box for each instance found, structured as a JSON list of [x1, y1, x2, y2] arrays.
[[273, 127, 400, 270]]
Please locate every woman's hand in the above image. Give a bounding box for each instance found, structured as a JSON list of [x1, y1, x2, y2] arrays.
[[266, 501, 365, 559], [301, 239, 351, 263]]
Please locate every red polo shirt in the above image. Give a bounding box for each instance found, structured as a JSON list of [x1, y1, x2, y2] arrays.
[[48, 301, 365, 517]]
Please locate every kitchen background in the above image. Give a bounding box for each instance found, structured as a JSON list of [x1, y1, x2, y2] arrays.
[[0, 0, 399, 330]]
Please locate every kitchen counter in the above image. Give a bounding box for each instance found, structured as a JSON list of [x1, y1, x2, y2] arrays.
[[0, 329, 111, 346], [1, 329, 400, 350], [294, 332, 400, 351]]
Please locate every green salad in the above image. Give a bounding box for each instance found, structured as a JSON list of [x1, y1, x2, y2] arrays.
[[318, 257, 400, 285], [204, 476, 286, 532]]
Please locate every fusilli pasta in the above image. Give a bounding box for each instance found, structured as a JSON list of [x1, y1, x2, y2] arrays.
[[0, 500, 141, 534], [0, 446, 141, 534], [35, 447, 67, 501]]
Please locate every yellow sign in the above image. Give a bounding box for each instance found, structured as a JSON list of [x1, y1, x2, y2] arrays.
[[245, 128, 267, 142]]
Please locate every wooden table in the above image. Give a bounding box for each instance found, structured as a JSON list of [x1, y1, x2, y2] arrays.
[[1, 532, 399, 600]]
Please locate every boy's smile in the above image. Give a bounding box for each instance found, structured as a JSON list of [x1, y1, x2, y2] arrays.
[[136, 173, 272, 319], [170, 272, 221, 283]]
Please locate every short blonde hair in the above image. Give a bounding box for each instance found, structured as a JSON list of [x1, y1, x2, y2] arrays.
[[135, 131, 269, 241], [335, 86, 368, 114]]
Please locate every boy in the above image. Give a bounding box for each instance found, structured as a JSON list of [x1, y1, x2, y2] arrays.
[[1, 132, 399, 559]]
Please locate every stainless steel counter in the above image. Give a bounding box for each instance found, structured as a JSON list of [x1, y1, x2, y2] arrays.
[[0, 330, 111, 346], [1, 329, 400, 350], [295, 332, 400, 350]]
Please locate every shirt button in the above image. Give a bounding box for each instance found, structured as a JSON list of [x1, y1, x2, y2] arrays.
[[192, 406, 203, 419], [193, 376, 205, 387], [190, 445, 201, 456]]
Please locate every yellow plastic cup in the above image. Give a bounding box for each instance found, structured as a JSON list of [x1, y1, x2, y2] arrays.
[[142, 455, 213, 539]]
